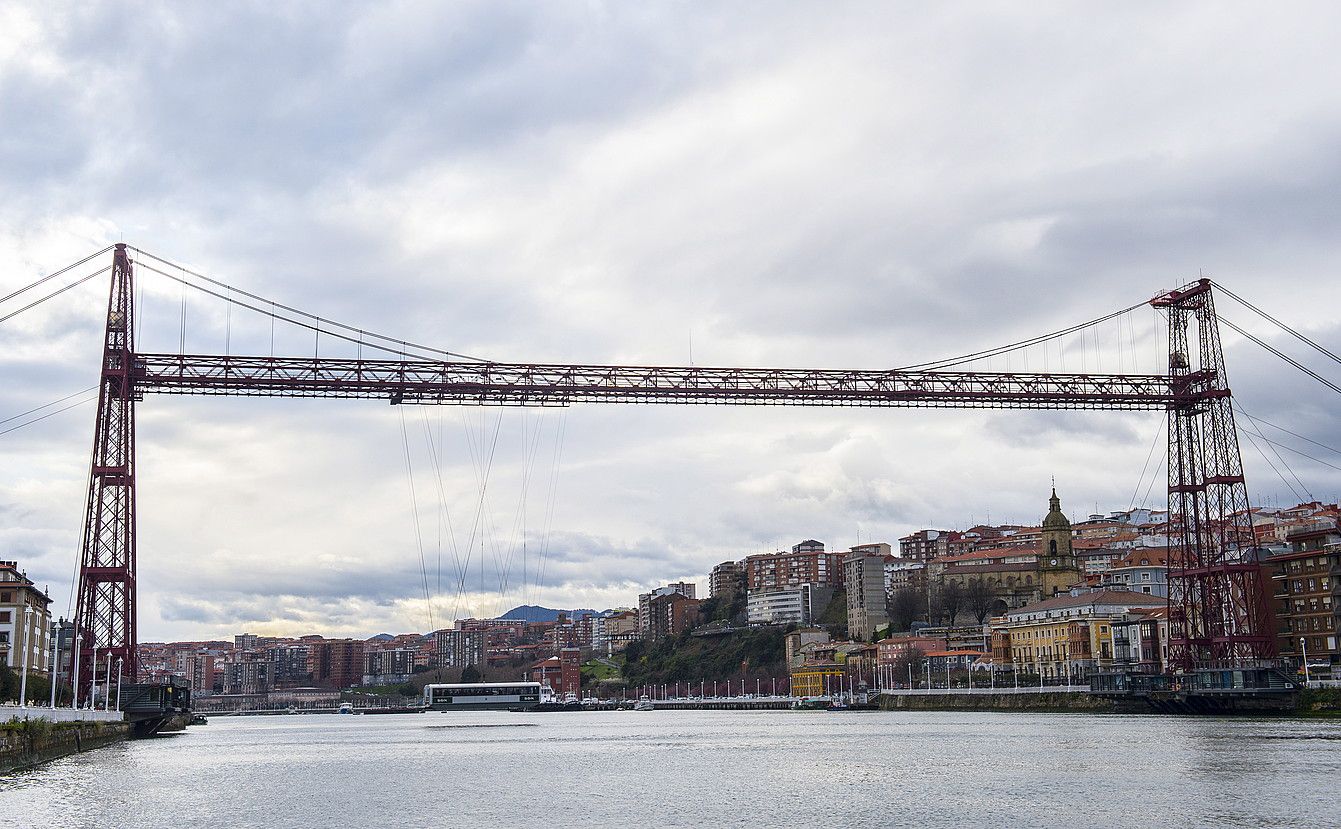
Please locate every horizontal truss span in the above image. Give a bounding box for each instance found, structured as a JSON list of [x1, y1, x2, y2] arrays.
[[133, 354, 1178, 409]]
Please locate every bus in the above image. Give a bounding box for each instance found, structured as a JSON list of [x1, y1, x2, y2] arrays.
[[423, 681, 544, 711]]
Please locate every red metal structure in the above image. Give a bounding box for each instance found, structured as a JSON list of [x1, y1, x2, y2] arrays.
[[70, 249, 1275, 698], [1154, 280, 1275, 669], [73, 244, 138, 700]]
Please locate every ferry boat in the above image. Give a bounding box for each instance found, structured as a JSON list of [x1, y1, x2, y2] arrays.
[[423, 681, 543, 711]]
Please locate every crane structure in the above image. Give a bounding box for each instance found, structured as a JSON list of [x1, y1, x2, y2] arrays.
[[71, 243, 1275, 699]]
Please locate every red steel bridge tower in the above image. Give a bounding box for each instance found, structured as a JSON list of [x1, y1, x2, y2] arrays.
[[1155, 281, 1275, 669], [73, 243, 138, 696], [68, 247, 1277, 696]]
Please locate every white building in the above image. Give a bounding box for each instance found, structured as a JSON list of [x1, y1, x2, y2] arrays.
[[746, 584, 835, 626]]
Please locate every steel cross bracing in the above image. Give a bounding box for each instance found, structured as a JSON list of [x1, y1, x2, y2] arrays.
[[70, 245, 1274, 697], [73, 244, 138, 701], [131, 354, 1179, 409], [1154, 280, 1276, 669]]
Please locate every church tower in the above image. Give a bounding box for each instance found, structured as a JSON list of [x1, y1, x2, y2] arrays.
[[1039, 486, 1080, 596]]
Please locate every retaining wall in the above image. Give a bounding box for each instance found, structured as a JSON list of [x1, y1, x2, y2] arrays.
[[0, 719, 131, 773]]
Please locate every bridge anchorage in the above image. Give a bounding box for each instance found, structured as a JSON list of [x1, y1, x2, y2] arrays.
[[67, 243, 1289, 709]]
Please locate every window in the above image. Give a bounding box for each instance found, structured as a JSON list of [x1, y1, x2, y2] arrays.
[[0, 611, 9, 623], [0, 592, 9, 603]]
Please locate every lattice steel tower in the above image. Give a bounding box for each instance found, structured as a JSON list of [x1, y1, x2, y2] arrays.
[[73, 243, 138, 696], [1155, 279, 1275, 669]]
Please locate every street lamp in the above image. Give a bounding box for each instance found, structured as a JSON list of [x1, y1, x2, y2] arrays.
[[89, 647, 100, 710], [19, 606, 33, 708], [1301, 637, 1311, 686], [71, 633, 83, 710], [116, 657, 124, 711], [49, 622, 59, 709], [104, 651, 113, 710]]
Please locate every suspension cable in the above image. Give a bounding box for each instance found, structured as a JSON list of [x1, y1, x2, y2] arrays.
[[896, 300, 1149, 371], [0, 386, 97, 426], [0, 246, 115, 305], [1238, 427, 1306, 502], [1233, 404, 1312, 499], [1213, 281, 1341, 368], [1233, 407, 1341, 459], [1217, 315, 1341, 396], [137, 261, 446, 362], [0, 267, 111, 325], [0, 392, 98, 438], [130, 247, 490, 363]]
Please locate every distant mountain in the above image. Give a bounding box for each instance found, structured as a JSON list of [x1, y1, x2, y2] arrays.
[[366, 633, 395, 642], [497, 605, 602, 623]]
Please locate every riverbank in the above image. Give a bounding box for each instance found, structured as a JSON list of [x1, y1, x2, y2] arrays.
[[0, 718, 131, 773], [878, 690, 1125, 713]]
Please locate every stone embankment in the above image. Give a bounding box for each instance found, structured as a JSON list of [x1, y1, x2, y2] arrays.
[[878, 691, 1125, 713], [1, 718, 131, 773]]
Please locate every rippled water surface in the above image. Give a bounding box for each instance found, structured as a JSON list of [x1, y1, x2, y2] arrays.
[[3, 710, 1340, 828]]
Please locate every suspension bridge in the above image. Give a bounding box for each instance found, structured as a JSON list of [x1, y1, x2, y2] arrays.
[[3, 243, 1339, 705]]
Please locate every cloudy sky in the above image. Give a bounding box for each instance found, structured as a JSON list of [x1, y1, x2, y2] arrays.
[[2, 2, 1339, 641]]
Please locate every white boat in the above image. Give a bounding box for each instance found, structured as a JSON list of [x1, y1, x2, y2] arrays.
[[633, 694, 654, 711], [337, 702, 354, 715]]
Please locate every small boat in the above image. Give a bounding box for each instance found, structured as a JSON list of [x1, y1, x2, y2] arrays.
[[189, 713, 208, 725], [337, 702, 354, 715], [633, 695, 654, 711]]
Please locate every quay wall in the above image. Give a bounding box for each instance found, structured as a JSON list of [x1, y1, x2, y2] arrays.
[[0, 719, 131, 773], [878, 691, 1123, 713]]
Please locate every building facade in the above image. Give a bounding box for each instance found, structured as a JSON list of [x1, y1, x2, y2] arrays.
[[646, 593, 701, 640], [745, 542, 845, 592], [639, 582, 697, 636], [435, 629, 486, 670], [1270, 527, 1340, 678], [710, 560, 746, 599], [845, 544, 892, 640], [0, 560, 52, 675], [746, 584, 835, 626], [994, 590, 1164, 680]]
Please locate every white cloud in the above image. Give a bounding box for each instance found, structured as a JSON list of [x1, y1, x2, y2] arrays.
[[2, 2, 1340, 640]]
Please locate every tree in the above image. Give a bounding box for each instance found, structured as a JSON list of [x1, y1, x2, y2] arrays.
[[892, 646, 927, 688], [940, 581, 964, 626], [965, 578, 998, 624], [460, 664, 482, 684], [887, 588, 926, 632]]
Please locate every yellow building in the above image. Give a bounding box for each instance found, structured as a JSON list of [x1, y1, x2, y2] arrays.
[[790, 661, 844, 697], [992, 589, 1163, 681]]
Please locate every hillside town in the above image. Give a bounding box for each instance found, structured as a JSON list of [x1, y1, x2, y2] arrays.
[[4, 488, 1338, 711]]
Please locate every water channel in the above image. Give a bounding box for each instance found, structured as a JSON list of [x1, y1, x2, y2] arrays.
[[2, 710, 1339, 828]]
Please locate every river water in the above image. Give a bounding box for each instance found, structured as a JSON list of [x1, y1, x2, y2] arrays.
[[2, 710, 1339, 828]]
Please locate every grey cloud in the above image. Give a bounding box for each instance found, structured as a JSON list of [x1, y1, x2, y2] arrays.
[[4, 3, 1341, 638]]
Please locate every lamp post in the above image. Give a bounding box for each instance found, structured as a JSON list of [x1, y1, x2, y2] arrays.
[[1301, 637, 1311, 686], [116, 657, 124, 711], [49, 622, 59, 709], [71, 634, 83, 709], [104, 650, 113, 710], [89, 648, 100, 710], [19, 606, 33, 708]]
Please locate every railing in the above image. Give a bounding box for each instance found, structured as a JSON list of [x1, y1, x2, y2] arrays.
[[880, 686, 1092, 696], [0, 705, 124, 723]]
